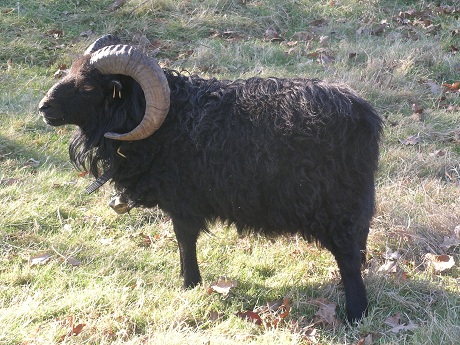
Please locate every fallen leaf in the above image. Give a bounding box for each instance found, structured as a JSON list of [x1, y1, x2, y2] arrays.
[[30, 253, 53, 266], [301, 326, 319, 343], [177, 50, 194, 59], [60, 323, 86, 342], [348, 52, 358, 59], [440, 236, 460, 249], [107, 0, 126, 12], [46, 29, 64, 38], [383, 248, 401, 260], [449, 45, 458, 53], [54, 67, 68, 78], [384, 312, 401, 327], [319, 35, 329, 47], [310, 18, 327, 26], [264, 26, 284, 42], [442, 82, 460, 92], [378, 260, 398, 273], [63, 256, 81, 267], [400, 134, 421, 145], [356, 333, 373, 345], [236, 310, 262, 325], [429, 149, 446, 157], [0, 178, 22, 186], [424, 253, 455, 272], [388, 322, 419, 333], [411, 103, 424, 121], [209, 311, 222, 322], [22, 158, 40, 169], [78, 171, 88, 177], [454, 225, 460, 238], [255, 296, 291, 327], [356, 23, 386, 36], [310, 298, 341, 328], [291, 31, 315, 41], [207, 276, 238, 296], [384, 314, 418, 334]]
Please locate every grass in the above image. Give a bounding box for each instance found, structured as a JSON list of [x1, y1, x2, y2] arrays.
[[1, 0, 460, 344]]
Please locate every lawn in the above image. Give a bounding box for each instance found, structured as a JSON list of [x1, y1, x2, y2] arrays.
[[1, 0, 459, 344]]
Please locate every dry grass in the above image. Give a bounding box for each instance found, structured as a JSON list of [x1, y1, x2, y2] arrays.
[[1, 0, 460, 344]]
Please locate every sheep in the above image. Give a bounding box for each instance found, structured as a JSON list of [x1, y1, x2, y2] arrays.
[[39, 35, 383, 323]]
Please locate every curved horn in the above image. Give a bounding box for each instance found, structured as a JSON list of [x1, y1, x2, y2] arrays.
[[90, 45, 170, 141], [84, 34, 121, 55]]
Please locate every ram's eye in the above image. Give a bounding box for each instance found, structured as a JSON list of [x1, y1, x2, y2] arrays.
[[80, 84, 95, 92]]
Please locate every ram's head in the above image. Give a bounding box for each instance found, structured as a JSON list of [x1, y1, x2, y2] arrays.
[[39, 34, 170, 141]]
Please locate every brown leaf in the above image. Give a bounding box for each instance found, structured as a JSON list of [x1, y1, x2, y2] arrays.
[[221, 31, 242, 40], [429, 149, 446, 157], [0, 178, 22, 186], [107, 0, 127, 12], [310, 298, 341, 328], [400, 134, 421, 145], [77, 171, 88, 178], [30, 253, 53, 266], [264, 26, 284, 42], [207, 276, 238, 296], [255, 297, 291, 327], [63, 256, 82, 267], [310, 18, 327, 26], [356, 23, 386, 36], [424, 253, 455, 272], [54, 68, 68, 79], [384, 312, 401, 327], [177, 50, 194, 59], [356, 333, 373, 345], [442, 82, 460, 92], [60, 323, 86, 342], [209, 311, 223, 322], [388, 322, 418, 333], [385, 314, 418, 333], [301, 327, 319, 343], [319, 36, 329, 47], [378, 260, 398, 273], [411, 103, 423, 114], [449, 45, 458, 54], [236, 310, 262, 325], [348, 52, 358, 59], [46, 29, 64, 38], [291, 31, 315, 42]]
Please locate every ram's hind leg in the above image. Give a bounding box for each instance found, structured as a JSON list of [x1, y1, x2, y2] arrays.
[[171, 217, 203, 289], [329, 223, 369, 323]]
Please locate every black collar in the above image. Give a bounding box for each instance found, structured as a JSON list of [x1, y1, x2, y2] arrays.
[[85, 144, 127, 194], [85, 166, 116, 194]]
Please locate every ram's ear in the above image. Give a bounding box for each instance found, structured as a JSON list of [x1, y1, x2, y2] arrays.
[[108, 79, 123, 99]]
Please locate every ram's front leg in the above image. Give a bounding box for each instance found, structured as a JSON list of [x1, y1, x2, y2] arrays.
[[171, 217, 203, 288]]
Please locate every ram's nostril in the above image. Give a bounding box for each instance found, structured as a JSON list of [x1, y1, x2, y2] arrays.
[[38, 100, 50, 111]]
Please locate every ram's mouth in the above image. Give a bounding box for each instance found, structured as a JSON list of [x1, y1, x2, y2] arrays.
[[41, 114, 66, 126]]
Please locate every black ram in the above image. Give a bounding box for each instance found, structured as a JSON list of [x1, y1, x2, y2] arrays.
[[39, 35, 382, 322]]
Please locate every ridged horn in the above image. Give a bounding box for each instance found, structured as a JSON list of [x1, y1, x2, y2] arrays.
[[89, 44, 170, 141], [84, 34, 121, 55]]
